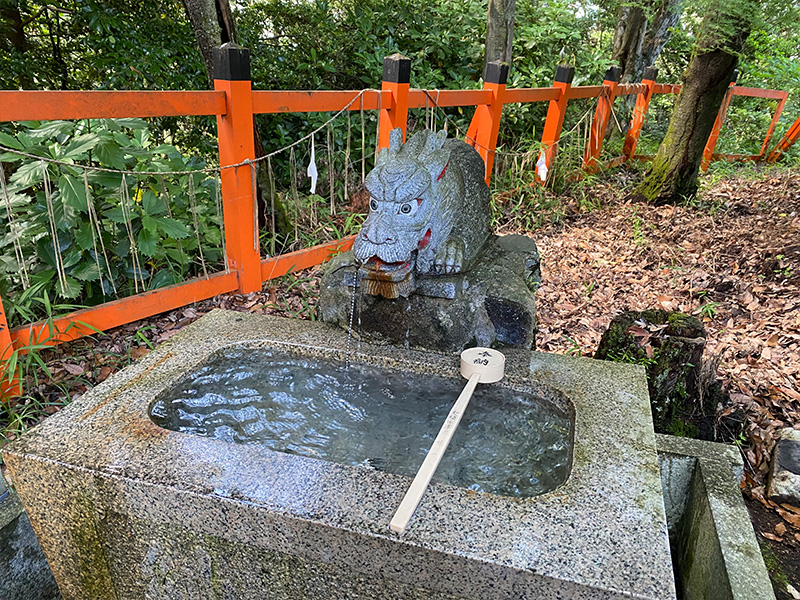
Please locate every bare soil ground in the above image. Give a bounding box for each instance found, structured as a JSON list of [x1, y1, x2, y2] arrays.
[[2, 165, 799, 597]]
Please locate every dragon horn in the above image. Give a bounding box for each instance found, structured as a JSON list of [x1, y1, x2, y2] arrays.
[[388, 128, 403, 154]]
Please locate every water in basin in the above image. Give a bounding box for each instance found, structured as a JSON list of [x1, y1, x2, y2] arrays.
[[150, 346, 572, 498]]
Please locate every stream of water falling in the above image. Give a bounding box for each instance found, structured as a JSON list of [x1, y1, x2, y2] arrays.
[[344, 266, 360, 371]]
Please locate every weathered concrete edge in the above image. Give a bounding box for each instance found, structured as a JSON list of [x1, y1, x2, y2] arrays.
[[0, 475, 24, 530], [655, 434, 776, 600]]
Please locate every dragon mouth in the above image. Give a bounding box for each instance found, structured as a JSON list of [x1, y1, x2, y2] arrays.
[[363, 256, 414, 278], [357, 255, 416, 299]]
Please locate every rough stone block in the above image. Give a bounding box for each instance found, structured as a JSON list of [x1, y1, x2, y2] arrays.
[[768, 428, 800, 506], [320, 235, 539, 352]]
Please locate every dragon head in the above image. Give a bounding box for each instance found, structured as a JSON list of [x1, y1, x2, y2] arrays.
[[353, 128, 454, 297]]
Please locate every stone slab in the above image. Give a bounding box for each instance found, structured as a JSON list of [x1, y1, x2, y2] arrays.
[[656, 434, 775, 600], [4, 311, 675, 600], [0, 482, 61, 600]]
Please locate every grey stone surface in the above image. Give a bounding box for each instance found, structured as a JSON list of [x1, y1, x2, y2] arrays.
[[767, 427, 800, 506], [4, 311, 675, 600], [0, 484, 61, 600], [655, 434, 775, 600], [320, 235, 540, 352]]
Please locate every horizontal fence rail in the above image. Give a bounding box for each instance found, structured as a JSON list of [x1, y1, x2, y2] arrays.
[[0, 46, 797, 398], [0, 90, 227, 121]]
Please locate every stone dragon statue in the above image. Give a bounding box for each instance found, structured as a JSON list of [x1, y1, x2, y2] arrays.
[[353, 127, 491, 298]]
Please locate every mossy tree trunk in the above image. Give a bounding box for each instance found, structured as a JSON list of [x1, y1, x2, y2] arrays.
[[637, 3, 755, 204]]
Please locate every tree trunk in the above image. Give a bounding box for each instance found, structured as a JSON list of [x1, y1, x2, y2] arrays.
[[181, 0, 293, 243], [0, 1, 25, 52], [181, 0, 235, 87], [637, 6, 754, 204], [612, 0, 681, 85], [484, 0, 516, 72], [612, 4, 648, 84], [0, 0, 31, 88], [637, 0, 681, 80]]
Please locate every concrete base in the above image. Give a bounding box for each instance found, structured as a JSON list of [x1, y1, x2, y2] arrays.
[[3, 310, 674, 600], [657, 435, 776, 600]]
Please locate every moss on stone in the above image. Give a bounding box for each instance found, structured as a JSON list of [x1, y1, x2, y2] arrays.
[[595, 309, 705, 432], [69, 491, 116, 599], [760, 542, 789, 589]]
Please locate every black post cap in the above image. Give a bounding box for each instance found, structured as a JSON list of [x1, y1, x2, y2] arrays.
[[731, 69, 739, 84], [554, 64, 575, 84], [213, 43, 251, 81], [604, 65, 622, 83], [484, 61, 509, 85], [643, 66, 658, 82], [383, 54, 411, 84]]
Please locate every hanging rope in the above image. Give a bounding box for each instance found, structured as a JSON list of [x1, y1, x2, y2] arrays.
[[249, 161, 258, 251], [0, 163, 30, 289], [0, 88, 375, 178], [186, 174, 208, 278], [213, 174, 229, 273], [345, 110, 351, 205], [360, 96, 366, 184], [83, 170, 116, 296], [41, 161, 69, 296], [327, 124, 335, 216], [267, 156, 276, 258], [119, 174, 146, 293]]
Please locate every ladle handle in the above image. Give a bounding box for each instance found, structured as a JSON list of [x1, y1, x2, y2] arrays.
[[389, 372, 481, 534]]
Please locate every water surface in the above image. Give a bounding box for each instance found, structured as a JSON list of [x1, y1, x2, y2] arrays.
[[150, 347, 572, 498]]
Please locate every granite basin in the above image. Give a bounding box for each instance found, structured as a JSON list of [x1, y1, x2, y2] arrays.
[[3, 310, 676, 600]]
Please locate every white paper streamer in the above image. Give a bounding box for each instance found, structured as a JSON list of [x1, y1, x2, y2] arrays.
[[536, 151, 548, 181], [307, 134, 318, 194]]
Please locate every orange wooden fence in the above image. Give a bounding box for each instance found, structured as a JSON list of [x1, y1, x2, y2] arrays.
[[0, 46, 797, 397]]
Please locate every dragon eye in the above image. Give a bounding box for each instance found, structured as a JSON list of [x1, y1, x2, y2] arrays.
[[400, 203, 412, 214], [369, 199, 378, 211]]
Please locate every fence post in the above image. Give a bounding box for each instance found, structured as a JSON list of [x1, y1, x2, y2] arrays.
[[214, 44, 262, 294], [0, 295, 20, 399], [622, 67, 657, 161], [465, 61, 509, 186], [759, 91, 788, 159], [583, 65, 621, 172], [537, 64, 574, 183], [378, 54, 411, 150], [701, 70, 738, 171], [766, 112, 800, 163]]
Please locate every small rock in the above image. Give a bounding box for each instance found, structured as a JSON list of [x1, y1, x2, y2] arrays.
[[787, 583, 800, 600], [767, 428, 800, 506]]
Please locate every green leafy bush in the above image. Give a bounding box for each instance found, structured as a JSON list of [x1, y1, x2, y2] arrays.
[[0, 119, 223, 326]]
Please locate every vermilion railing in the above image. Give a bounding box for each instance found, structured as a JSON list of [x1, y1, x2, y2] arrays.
[[0, 47, 797, 397]]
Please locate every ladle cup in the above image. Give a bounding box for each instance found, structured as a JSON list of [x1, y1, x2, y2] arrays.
[[389, 347, 505, 534]]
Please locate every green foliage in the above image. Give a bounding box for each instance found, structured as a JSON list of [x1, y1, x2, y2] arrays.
[[0, 291, 97, 443], [0, 119, 223, 326], [0, 0, 204, 91]]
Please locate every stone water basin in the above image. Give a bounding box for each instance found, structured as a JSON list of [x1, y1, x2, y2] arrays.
[[3, 310, 676, 600], [149, 346, 572, 499]]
